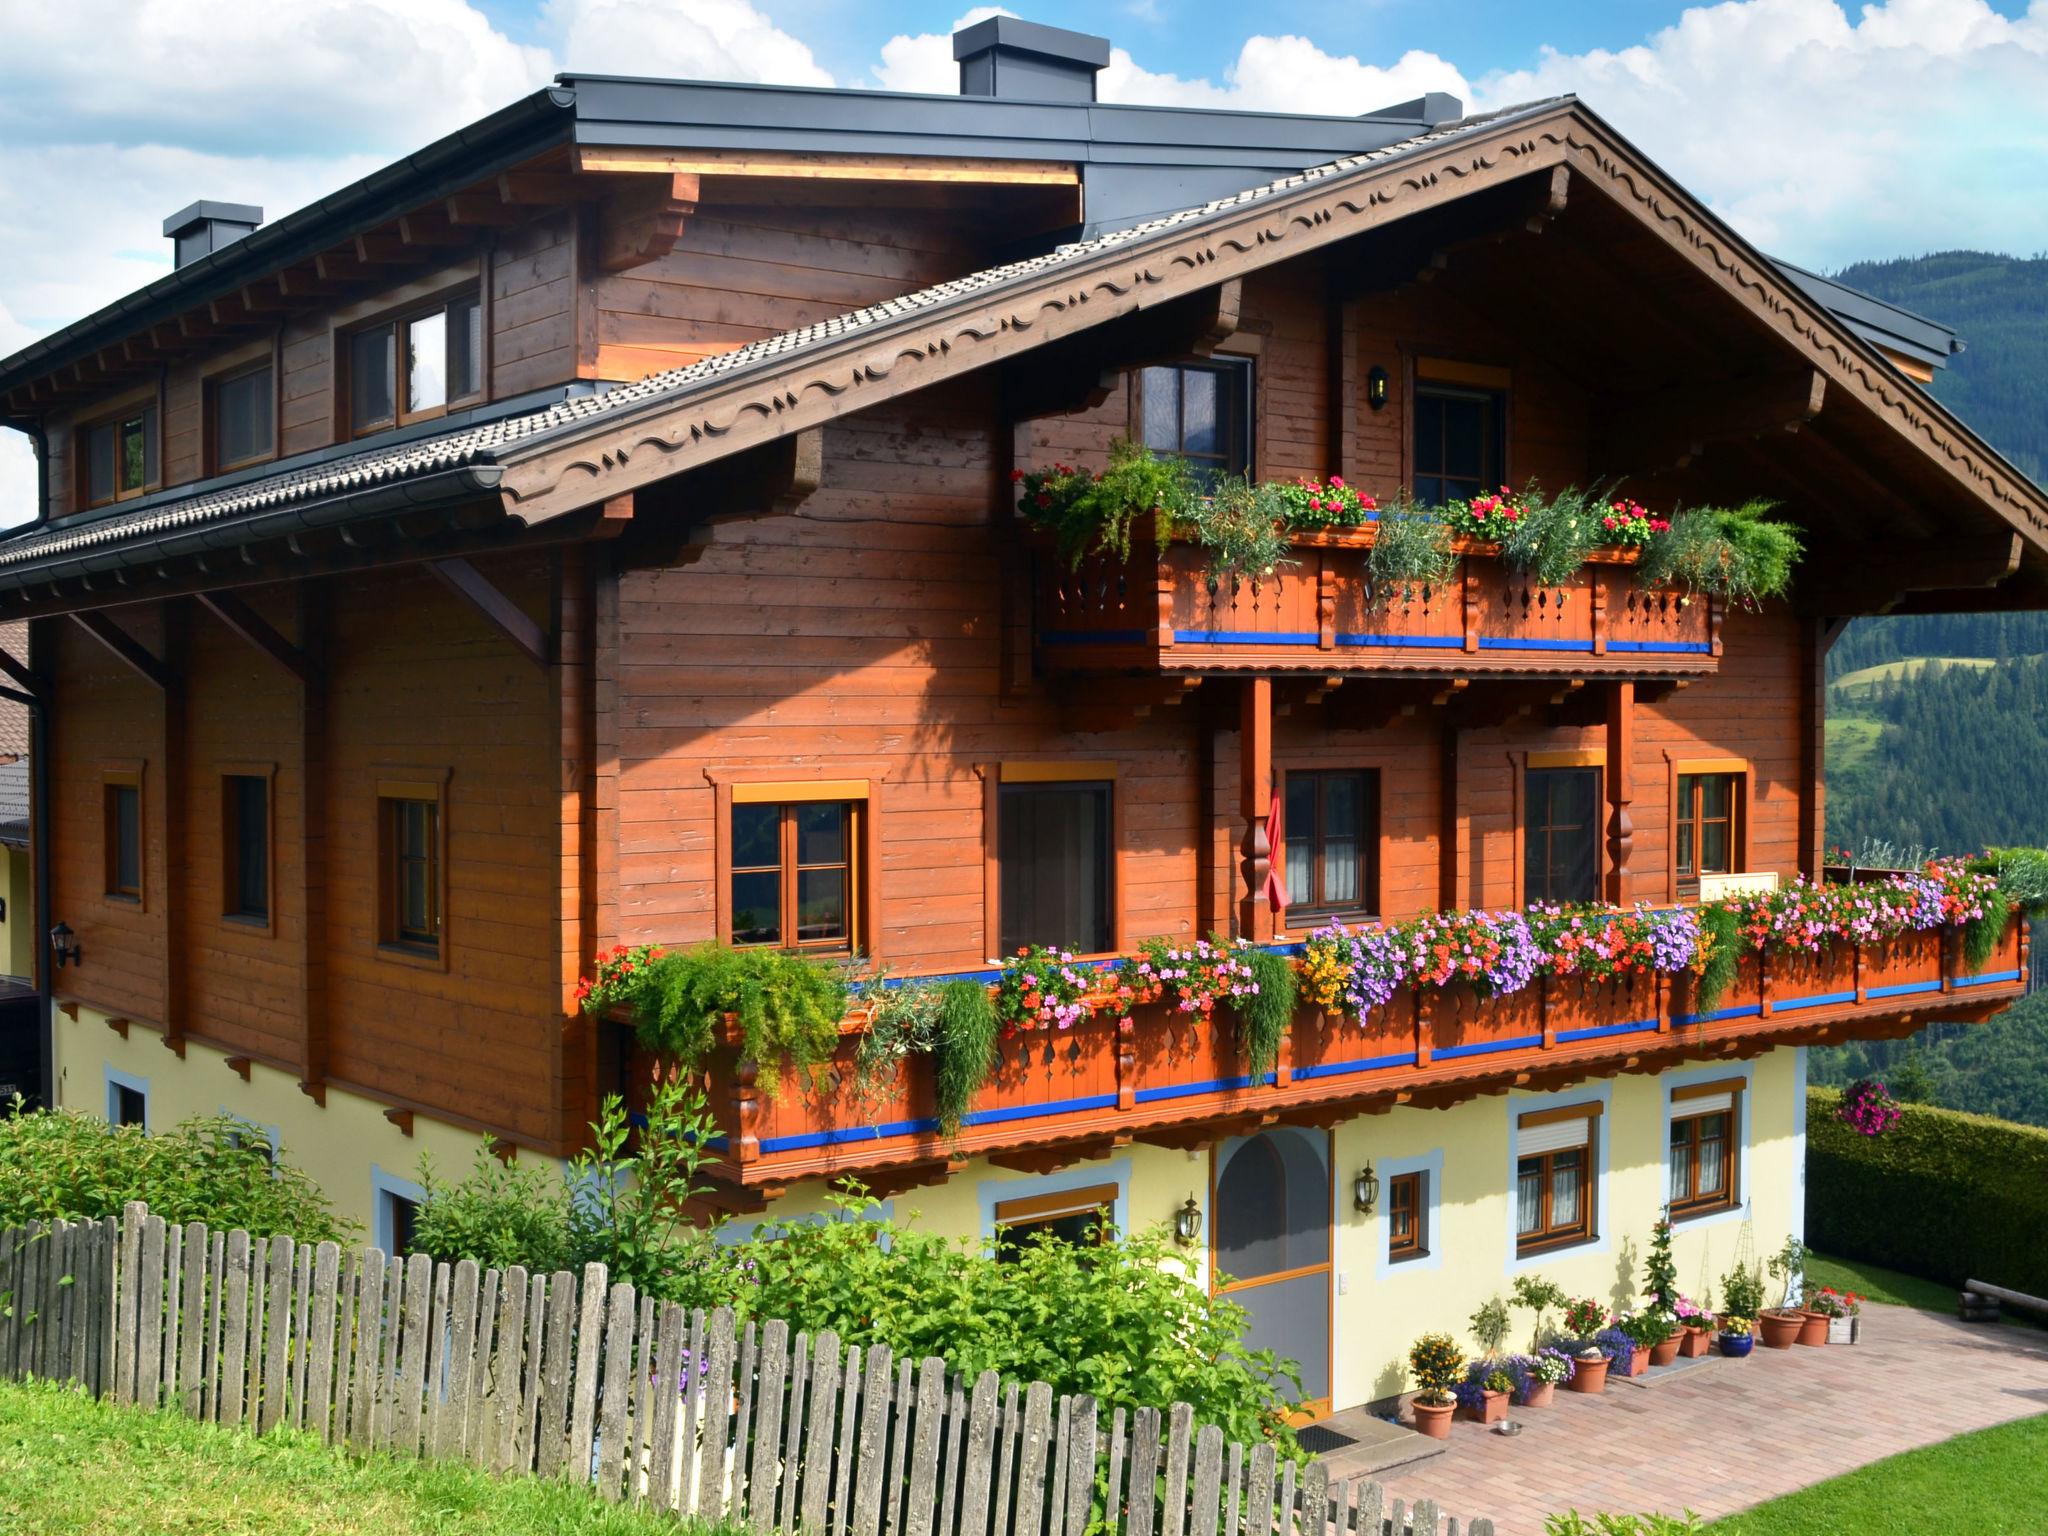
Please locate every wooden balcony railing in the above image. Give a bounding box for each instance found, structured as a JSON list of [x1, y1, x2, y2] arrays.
[[1034, 528, 1722, 675], [697, 915, 2027, 1194]]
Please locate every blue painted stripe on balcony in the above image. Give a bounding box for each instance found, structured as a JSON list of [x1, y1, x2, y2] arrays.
[[1954, 969, 2023, 988], [1670, 1003, 1763, 1026], [1334, 633, 1448, 649], [961, 1092, 1120, 1128], [1174, 629, 1320, 645], [760, 1116, 938, 1153], [1293, 1049, 1421, 1081], [1556, 1017, 1661, 1044], [1865, 979, 1943, 1000], [1431, 1032, 1545, 1061], [1476, 636, 1596, 653], [1606, 640, 1714, 654], [1133, 1071, 1279, 1104], [1039, 630, 1149, 648], [1772, 989, 1858, 1013]]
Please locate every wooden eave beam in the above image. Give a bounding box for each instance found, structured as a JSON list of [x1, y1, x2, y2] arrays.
[[497, 170, 595, 205], [1801, 530, 2023, 615], [1000, 279, 1243, 421], [623, 430, 821, 564], [0, 649, 39, 697], [1597, 367, 1827, 474], [69, 610, 175, 690], [598, 173, 698, 274], [397, 209, 468, 248], [572, 143, 1080, 187], [426, 556, 549, 667], [354, 231, 415, 265], [313, 249, 373, 283], [446, 192, 524, 227], [195, 591, 312, 684], [274, 267, 338, 300]]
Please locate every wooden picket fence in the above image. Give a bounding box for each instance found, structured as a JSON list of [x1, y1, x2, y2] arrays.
[[0, 1205, 1491, 1536]]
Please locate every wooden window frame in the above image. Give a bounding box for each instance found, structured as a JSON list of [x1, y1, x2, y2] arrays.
[[203, 347, 280, 476], [992, 1181, 1119, 1259], [1514, 1100, 1600, 1256], [1665, 756, 1755, 902], [101, 761, 144, 907], [1518, 754, 1606, 907], [730, 798, 863, 955], [707, 772, 885, 960], [219, 763, 277, 935], [375, 769, 450, 970], [1668, 1077, 1744, 1220], [1386, 1170, 1426, 1262], [1277, 766, 1380, 922], [75, 391, 163, 510], [1411, 356, 1511, 507], [981, 760, 1124, 961], [1134, 357, 1256, 484], [340, 285, 485, 438]]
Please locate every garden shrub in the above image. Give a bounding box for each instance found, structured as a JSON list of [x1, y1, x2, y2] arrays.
[[1806, 1087, 2048, 1298], [0, 1105, 351, 1244], [624, 942, 847, 1096], [411, 1138, 577, 1274]]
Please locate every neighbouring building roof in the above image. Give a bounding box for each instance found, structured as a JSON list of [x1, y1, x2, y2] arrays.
[[0, 760, 27, 847], [1776, 262, 1962, 375], [0, 622, 25, 762]]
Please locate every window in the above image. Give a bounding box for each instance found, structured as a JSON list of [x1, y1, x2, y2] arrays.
[[1283, 769, 1377, 916], [80, 402, 160, 508], [1676, 773, 1740, 891], [731, 800, 858, 952], [999, 780, 1112, 955], [1525, 766, 1600, 904], [1139, 361, 1252, 488], [1412, 383, 1504, 506], [1669, 1080, 1742, 1218], [1515, 1104, 1598, 1255], [383, 1189, 420, 1257], [113, 1084, 146, 1129], [1387, 1171, 1426, 1261], [223, 774, 270, 923], [104, 775, 142, 902], [992, 1183, 1117, 1263], [210, 362, 274, 473], [348, 291, 483, 434], [379, 785, 443, 955]]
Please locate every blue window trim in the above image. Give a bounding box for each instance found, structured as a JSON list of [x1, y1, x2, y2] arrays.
[[978, 1157, 1133, 1254], [104, 1064, 150, 1133], [370, 1165, 428, 1255]]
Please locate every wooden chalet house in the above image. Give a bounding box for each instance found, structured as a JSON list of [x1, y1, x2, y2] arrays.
[[1, 18, 2041, 1417]]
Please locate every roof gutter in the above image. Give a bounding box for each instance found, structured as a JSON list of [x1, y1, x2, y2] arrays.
[[0, 87, 578, 398], [0, 464, 504, 598]]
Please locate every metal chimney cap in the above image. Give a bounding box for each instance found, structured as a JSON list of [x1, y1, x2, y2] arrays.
[[162, 201, 264, 239], [951, 16, 1110, 67]]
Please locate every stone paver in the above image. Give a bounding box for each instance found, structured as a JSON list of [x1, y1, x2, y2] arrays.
[[1364, 1306, 2048, 1535]]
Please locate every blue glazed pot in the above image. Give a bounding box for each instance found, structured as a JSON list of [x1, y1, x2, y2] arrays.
[[1718, 1332, 1755, 1358]]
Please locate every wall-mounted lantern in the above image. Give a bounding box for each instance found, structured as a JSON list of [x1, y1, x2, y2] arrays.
[[1173, 1193, 1203, 1248], [1353, 1161, 1380, 1215], [49, 921, 80, 970], [1366, 365, 1390, 411]]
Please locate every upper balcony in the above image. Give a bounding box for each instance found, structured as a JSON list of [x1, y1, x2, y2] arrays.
[[1033, 528, 1723, 678], [693, 910, 2027, 1200]]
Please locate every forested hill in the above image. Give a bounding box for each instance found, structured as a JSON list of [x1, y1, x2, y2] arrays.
[[1832, 251, 2048, 484]]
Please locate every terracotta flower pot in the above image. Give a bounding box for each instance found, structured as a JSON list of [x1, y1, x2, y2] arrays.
[[1678, 1327, 1712, 1358], [1648, 1336, 1682, 1368], [1411, 1397, 1455, 1439], [1620, 1344, 1650, 1377], [1796, 1310, 1830, 1347], [1517, 1380, 1555, 1409], [1459, 1388, 1509, 1424], [1757, 1309, 1804, 1349], [1568, 1355, 1610, 1393]]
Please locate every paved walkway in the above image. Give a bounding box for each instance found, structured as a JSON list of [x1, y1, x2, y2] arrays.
[[1363, 1305, 2048, 1535]]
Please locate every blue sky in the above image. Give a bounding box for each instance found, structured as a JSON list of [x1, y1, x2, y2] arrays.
[[0, 0, 2045, 524]]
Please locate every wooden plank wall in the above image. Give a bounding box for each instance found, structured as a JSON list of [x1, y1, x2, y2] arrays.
[[0, 1204, 1493, 1536]]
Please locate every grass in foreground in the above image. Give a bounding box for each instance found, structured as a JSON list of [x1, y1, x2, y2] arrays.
[[1707, 1415, 2048, 1534], [0, 1378, 737, 1536]]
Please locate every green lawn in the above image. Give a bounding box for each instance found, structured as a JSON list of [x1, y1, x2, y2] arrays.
[[1708, 1415, 2048, 1534], [1806, 1250, 2046, 1330], [0, 1378, 736, 1536]]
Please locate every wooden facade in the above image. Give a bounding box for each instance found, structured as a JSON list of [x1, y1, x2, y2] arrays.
[[7, 96, 2046, 1181]]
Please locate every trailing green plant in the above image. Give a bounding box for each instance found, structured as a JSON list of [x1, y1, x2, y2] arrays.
[[0, 1104, 351, 1244], [1365, 499, 1457, 607], [1977, 846, 2048, 915], [1691, 900, 1742, 1014], [623, 942, 848, 1097], [1498, 484, 1611, 587], [1014, 439, 1189, 568], [849, 972, 944, 1120], [1638, 500, 1803, 607], [1235, 948, 1297, 1078], [411, 1138, 577, 1273], [1469, 1295, 1512, 1359], [931, 979, 999, 1134], [1165, 473, 1295, 586]]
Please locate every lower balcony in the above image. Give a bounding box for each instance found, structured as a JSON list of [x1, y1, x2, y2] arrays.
[[697, 915, 2028, 1198]]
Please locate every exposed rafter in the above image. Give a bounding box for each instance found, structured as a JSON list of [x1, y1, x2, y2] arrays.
[[426, 557, 550, 667], [69, 611, 174, 690], [195, 591, 312, 685]]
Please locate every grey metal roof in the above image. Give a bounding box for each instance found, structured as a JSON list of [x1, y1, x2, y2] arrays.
[[0, 103, 1550, 578], [1776, 261, 1961, 371]]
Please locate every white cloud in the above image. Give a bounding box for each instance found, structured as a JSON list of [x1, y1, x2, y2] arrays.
[[1100, 37, 1467, 113], [1472, 0, 2048, 266], [874, 8, 1012, 95], [543, 0, 832, 87]]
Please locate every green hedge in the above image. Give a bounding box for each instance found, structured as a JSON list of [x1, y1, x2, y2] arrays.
[[1807, 1087, 2048, 1299]]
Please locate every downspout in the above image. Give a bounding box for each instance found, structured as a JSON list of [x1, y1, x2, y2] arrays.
[[31, 681, 49, 1109]]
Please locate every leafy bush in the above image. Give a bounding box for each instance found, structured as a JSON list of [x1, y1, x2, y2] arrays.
[[1719, 1256, 1766, 1321], [1638, 501, 1802, 606], [1807, 1087, 2048, 1299], [1546, 1513, 1703, 1536], [563, 1078, 729, 1304], [412, 1140, 576, 1273], [1469, 1295, 1511, 1358], [1366, 501, 1457, 605], [1167, 474, 1294, 586], [625, 942, 848, 1096], [0, 1105, 351, 1244]]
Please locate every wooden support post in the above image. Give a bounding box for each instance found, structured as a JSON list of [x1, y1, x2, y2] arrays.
[[69, 611, 175, 691], [1604, 680, 1634, 904], [296, 585, 330, 1106], [1238, 677, 1274, 943], [426, 557, 549, 668], [160, 603, 188, 1059], [556, 545, 599, 1150], [1796, 617, 1833, 882], [0, 647, 37, 697]]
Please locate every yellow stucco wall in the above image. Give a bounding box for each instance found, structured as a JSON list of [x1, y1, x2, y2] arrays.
[[0, 845, 32, 980], [55, 997, 1806, 1414]]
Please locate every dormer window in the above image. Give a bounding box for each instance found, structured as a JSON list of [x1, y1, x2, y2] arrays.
[[80, 402, 160, 509], [347, 290, 483, 435]]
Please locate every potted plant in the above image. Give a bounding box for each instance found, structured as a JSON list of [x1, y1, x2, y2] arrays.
[[1407, 1332, 1464, 1439], [1517, 1348, 1573, 1408], [1762, 1235, 1813, 1348], [1456, 1363, 1517, 1424], [1717, 1315, 1756, 1358], [1596, 1324, 1640, 1379], [1567, 1344, 1611, 1394], [1675, 1295, 1714, 1358], [1511, 1274, 1568, 1349], [1807, 1286, 1858, 1344]]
